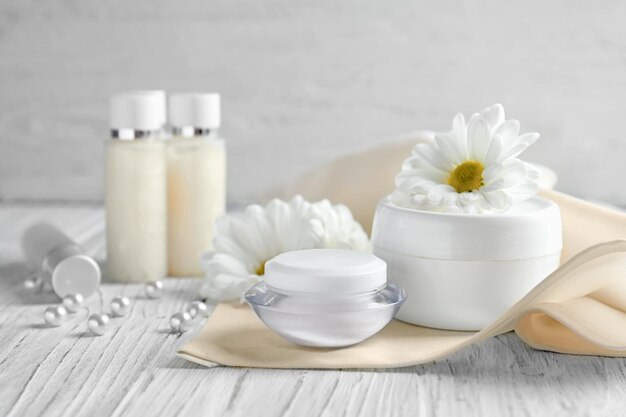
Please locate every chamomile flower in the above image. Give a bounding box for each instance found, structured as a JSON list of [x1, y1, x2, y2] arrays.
[[199, 196, 371, 301], [391, 104, 541, 213]]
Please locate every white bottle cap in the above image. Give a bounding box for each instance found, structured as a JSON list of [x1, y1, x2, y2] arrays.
[[265, 249, 387, 294], [110, 90, 167, 131], [51, 254, 101, 298], [169, 93, 221, 129]]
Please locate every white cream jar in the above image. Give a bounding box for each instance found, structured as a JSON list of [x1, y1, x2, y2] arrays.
[[245, 249, 406, 347], [371, 196, 562, 331]]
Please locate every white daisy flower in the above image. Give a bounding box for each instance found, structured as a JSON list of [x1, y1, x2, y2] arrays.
[[199, 196, 371, 301], [391, 104, 541, 214]]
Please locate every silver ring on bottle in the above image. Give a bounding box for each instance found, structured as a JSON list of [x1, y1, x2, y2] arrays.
[[110, 129, 160, 140], [171, 126, 212, 138]]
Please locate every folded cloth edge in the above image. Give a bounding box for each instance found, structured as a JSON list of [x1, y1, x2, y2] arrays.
[[178, 240, 626, 369]]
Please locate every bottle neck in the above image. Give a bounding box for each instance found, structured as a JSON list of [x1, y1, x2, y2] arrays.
[[41, 243, 83, 276], [170, 126, 216, 138]]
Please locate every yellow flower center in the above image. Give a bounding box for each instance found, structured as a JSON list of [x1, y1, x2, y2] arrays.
[[256, 261, 266, 276], [448, 161, 484, 193]]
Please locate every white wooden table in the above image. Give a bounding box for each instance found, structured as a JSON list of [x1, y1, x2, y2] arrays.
[[1, 202, 626, 417]]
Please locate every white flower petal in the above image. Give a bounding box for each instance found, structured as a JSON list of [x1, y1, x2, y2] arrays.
[[410, 194, 428, 207], [483, 134, 504, 165], [483, 162, 504, 183], [458, 192, 479, 204], [481, 189, 513, 211], [391, 189, 412, 207], [413, 143, 455, 172], [506, 178, 541, 201], [498, 158, 528, 187], [501, 132, 540, 159], [397, 178, 438, 195], [443, 191, 459, 205], [213, 233, 255, 267], [479, 103, 505, 130], [481, 178, 505, 192], [205, 253, 251, 275], [451, 113, 469, 158], [467, 115, 491, 161], [517, 132, 540, 147], [494, 119, 520, 150], [229, 216, 274, 265], [427, 184, 456, 205], [526, 162, 542, 181], [435, 132, 465, 165], [443, 204, 462, 213], [395, 167, 446, 186]]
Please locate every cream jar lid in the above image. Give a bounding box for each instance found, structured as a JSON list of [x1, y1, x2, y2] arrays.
[[264, 249, 387, 294], [372, 196, 562, 261]]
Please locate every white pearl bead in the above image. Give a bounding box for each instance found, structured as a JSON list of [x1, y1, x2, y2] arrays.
[[44, 305, 67, 327], [62, 293, 84, 313], [110, 296, 131, 317], [170, 311, 192, 333], [25, 276, 43, 290], [87, 313, 110, 336], [145, 281, 163, 299], [186, 301, 209, 319]]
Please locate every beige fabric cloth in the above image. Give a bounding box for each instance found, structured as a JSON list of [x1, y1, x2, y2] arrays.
[[179, 137, 626, 369]]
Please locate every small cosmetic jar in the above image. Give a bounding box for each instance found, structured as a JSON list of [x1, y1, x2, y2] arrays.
[[371, 196, 562, 331], [245, 249, 406, 348]]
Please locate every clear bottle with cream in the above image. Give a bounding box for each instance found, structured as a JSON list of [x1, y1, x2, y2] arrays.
[[106, 91, 168, 282], [167, 93, 226, 276]]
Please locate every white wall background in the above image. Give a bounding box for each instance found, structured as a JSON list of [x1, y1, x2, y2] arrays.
[[1, 0, 625, 205]]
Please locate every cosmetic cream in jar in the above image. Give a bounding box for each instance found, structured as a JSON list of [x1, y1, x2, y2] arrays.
[[372, 196, 562, 331], [245, 249, 406, 348]]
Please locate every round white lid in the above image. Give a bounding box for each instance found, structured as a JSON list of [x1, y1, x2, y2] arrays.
[[372, 196, 562, 261], [110, 90, 166, 130], [51, 255, 101, 298], [169, 93, 221, 129], [264, 249, 387, 294]]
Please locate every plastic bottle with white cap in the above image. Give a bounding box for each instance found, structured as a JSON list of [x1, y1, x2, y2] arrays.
[[22, 223, 101, 298], [106, 90, 168, 282], [167, 93, 226, 276]]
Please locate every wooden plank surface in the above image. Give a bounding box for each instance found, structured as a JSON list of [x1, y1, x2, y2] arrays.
[[1, 202, 625, 417]]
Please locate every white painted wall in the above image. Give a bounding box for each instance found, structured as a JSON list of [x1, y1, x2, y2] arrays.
[[1, 0, 625, 205]]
